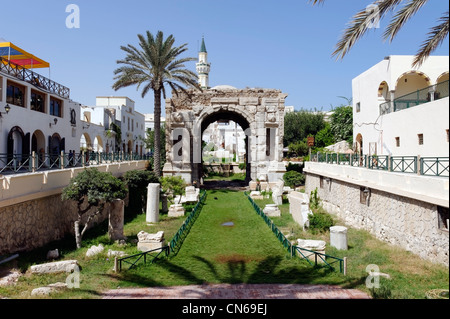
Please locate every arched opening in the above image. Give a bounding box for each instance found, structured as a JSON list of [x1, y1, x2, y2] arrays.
[[435, 72, 449, 100], [198, 110, 250, 187], [80, 133, 92, 151], [378, 81, 390, 102], [7, 126, 30, 166], [93, 135, 103, 152], [32, 130, 45, 166], [355, 133, 363, 156], [49, 133, 62, 165], [127, 140, 132, 154], [395, 71, 431, 97]]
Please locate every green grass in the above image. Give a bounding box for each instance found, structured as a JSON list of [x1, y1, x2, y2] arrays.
[[253, 195, 449, 299], [0, 190, 448, 299]]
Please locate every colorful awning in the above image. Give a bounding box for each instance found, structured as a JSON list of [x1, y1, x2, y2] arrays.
[[0, 42, 50, 69]]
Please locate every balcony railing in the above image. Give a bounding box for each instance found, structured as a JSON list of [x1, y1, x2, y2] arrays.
[[0, 151, 151, 175], [311, 152, 449, 177], [0, 56, 70, 99], [380, 80, 449, 115]]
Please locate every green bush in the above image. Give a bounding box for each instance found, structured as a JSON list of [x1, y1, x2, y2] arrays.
[[308, 210, 334, 234], [286, 162, 304, 173], [123, 170, 160, 214], [283, 170, 305, 188]]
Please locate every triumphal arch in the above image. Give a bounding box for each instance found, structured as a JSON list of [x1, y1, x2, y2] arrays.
[[162, 86, 287, 187]]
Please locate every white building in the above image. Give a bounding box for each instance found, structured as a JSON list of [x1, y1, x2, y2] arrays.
[[0, 41, 85, 167], [81, 97, 146, 155], [352, 55, 449, 157]]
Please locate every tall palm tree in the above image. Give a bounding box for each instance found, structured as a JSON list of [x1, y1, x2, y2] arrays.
[[113, 30, 200, 177], [310, 0, 449, 67]]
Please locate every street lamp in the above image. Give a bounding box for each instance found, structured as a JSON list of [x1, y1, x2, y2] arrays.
[[0, 104, 11, 118]]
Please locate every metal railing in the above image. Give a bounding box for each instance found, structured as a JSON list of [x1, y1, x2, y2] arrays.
[[311, 152, 449, 177], [0, 56, 70, 99], [0, 151, 151, 175], [380, 80, 449, 115], [168, 190, 207, 255], [245, 192, 345, 273], [116, 246, 170, 271]]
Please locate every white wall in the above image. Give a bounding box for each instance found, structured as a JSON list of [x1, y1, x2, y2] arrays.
[[352, 55, 449, 157]]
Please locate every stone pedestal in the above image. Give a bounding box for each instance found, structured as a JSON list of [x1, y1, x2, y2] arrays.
[[296, 239, 326, 264], [263, 204, 281, 217], [137, 231, 165, 252], [108, 199, 125, 241], [249, 191, 263, 200], [168, 204, 185, 217], [146, 183, 160, 223], [330, 226, 348, 250]]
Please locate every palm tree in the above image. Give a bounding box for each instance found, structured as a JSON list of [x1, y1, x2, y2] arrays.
[[113, 30, 200, 177], [310, 0, 449, 67]]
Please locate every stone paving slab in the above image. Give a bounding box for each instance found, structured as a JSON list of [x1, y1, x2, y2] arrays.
[[102, 283, 370, 299]]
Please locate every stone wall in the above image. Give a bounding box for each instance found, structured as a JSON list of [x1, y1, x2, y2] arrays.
[[305, 172, 449, 266], [0, 194, 110, 255], [0, 161, 146, 255]]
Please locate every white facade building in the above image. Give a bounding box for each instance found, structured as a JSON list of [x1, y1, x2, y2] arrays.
[[352, 55, 449, 157], [81, 97, 146, 155]]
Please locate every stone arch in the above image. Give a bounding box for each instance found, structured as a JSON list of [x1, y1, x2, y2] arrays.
[[355, 133, 363, 155], [163, 88, 287, 187]]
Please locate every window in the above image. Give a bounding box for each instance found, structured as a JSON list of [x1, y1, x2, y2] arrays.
[[356, 102, 361, 113], [6, 81, 25, 107], [31, 90, 45, 113], [360, 187, 370, 205], [50, 97, 62, 117], [437, 206, 449, 231], [418, 134, 424, 145], [395, 137, 400, 147]]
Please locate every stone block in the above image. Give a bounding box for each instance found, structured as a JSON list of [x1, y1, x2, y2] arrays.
[[288, 191, 311, 229], [296, 239, 326, 264], [30, 260, 79, 274], [263, 204, 281, 217], [137, 241, 165, 252], [168, 204, 185, 217]]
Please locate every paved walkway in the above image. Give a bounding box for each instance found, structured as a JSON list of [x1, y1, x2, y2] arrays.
[[102, 283, 370, 299]]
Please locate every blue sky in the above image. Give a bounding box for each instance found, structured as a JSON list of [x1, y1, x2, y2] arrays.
[[1, 0, 448, 115]]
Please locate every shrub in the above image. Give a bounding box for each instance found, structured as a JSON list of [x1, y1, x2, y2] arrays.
[[283, 170, 305, 188], [308, 210, 334, 234], [161, 176, 186, 204], [123, 170, 159, 214], [286, 162, 304, 173]]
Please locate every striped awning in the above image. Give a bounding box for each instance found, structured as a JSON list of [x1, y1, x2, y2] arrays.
[[0, 42, 49, 69]]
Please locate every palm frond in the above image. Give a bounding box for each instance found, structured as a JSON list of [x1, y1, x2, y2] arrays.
[[413, 11, 449, 67], [384, 0, 428, 42], [332, 0, 403, 60]]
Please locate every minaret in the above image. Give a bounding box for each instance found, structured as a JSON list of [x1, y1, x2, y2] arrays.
[[196, 36, 211, 89]]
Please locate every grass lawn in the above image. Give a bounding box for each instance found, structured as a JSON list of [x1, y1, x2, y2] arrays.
[[0, 189, 448, 299]]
